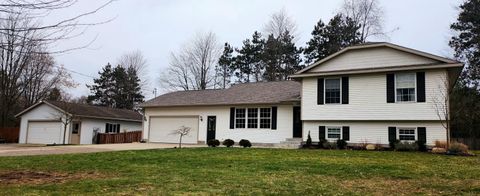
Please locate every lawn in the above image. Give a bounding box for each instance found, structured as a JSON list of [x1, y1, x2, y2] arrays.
[[0, 148, 479, 195]]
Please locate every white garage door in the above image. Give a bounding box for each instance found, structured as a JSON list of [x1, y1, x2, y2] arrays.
[[27, 121, 62, 144], [149, 116, 198, 144]]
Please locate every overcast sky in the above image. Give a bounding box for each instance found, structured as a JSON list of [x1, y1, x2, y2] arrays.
[[50, 0, 462, 100]]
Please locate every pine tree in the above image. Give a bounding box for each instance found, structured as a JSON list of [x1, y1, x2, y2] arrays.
[[262, 31, 303, 81], [87, 64, 144, 110], [304, 14, 362, 64], [235, 31, 265, 83], [216, 42, 235, 88], [449, 0, 480, 88], [87, 63, 115, 107]]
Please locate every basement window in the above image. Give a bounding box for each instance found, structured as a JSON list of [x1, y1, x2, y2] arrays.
[[398, 128, 416, 141], [327, 127, 341, 140]]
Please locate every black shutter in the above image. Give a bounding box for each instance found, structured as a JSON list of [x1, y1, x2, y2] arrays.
[[417, 72, 426, 102], [117, 124, 121, 133], [105, 123, 109, 133], [417, 127, 426, 143], [388, 127, 397, 142], [319, 126, 326, 140], [342, 126, 350, 141], [229, 107, 235, 129], [387, 74, 395, 103], [342, 77, 349, 104], [317, 78, 324, 105], [271, 107, 277, 130]]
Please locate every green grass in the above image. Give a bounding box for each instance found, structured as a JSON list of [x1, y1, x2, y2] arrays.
[[0, 148, 479, 195]]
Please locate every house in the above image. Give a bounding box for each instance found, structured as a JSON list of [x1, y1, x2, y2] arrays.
[[16, 100, 142, 145], [141, 42, 463, 146]]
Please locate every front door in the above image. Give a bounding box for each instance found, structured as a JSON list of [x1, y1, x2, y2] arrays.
[[293, 106, 302, 138], [206, 116, 216, 141], [70, 122, 81, 144]]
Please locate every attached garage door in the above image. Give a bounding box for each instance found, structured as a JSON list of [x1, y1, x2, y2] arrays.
[[27, 121, 62, 144], [149, 116, 198, 144]]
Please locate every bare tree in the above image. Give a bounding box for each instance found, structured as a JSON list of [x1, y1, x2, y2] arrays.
[[341, 0, 388, 42], [49, 101, 75, 144], [117, 50, 149, 89], [264, 8, 298, 39], [159, 32, 221, 91], [432, 77, 452, 148], [21, 54, 76, 107], [172, 126, 191, 148]]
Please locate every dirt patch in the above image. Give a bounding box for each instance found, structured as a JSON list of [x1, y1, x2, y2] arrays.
[[0, 171, 105, 185]]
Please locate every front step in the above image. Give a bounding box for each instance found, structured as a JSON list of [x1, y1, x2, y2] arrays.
[[274, 138, 303, 149]]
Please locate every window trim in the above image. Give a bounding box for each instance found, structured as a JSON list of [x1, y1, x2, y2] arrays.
[[234, 107, 272, 130], [324, 77, 342, 104], [105, 123, 120, 134], [326, 126, 342, 140], [394, 73, 417, 103], [397, 127, 416, 141]]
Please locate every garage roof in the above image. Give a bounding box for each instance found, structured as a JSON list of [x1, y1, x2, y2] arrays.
[[141, 81, 301, 107], [16, 101, 142, 122]]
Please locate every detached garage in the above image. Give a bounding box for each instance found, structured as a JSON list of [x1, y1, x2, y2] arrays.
[[148, 116, 199, 144], [16, 100, 142, 145], [26, 121, 63, 144]]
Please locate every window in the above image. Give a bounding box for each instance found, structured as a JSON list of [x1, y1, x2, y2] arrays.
[[234, 107, 272, 129], [260, 108, 271, 129], [398, 128, 416, 141], [327, 127, 341, 140], [325, 78, 341, 104], [396, 73, 416, 102], [105, 123, 120, 133], [247, 108, 258, 128], [235, 108, 246, 128], [72, 122, 80, 134]]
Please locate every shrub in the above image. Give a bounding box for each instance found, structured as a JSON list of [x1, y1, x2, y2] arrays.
[[448, 142, 469, 154], [416, 141, 427, 152], [432, 147, 447, 154], [207, 139, 220, 147], [318, 139, 327, 149], [305, 131, 312, 147], [222, 139, 234, 147], [434, 140, 448, 148], [389, 139, 400, 150], [239, 139, 252, 148], [336, 139, 348, 149], [394, 141, 419, 151], [323, 141, 336, 149]]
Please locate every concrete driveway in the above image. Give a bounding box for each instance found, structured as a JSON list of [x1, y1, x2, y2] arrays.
[[0, 143, 205, 157]]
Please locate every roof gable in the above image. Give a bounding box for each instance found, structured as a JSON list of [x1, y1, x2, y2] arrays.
[[296, 42, 457, 74]]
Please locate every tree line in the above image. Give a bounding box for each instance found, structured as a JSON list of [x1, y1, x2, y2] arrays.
[[160, 0, 386, 90]]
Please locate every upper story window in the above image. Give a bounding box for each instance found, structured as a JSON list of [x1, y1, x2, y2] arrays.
[[105, 123, 120, 134], [398, 128, 416, 141], [395, 73, 416, 102], [325, 78, 341, 104]]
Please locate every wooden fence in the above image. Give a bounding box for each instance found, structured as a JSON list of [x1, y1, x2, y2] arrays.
[[452, 138, 480, 150], [0, 127, 19, 143], [97, 131, 142, 144]]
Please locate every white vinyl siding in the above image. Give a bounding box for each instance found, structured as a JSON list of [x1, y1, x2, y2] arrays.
[[309, 46, 439, 73], [143, 105, 293, 144], [304, 121, 445, 146], [302, 69, 448, 121]]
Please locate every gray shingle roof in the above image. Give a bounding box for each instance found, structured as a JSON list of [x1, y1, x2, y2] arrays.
[[141, 81, 301, 107], [46, 101, 142, 122]]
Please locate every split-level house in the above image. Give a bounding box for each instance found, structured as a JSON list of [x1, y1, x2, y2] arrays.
[[141, 42, 462, 147]]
